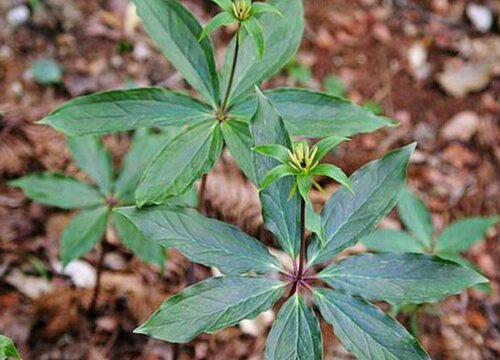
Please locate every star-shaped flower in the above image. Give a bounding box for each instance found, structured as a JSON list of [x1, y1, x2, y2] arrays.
[[254, 136, 353, 202]]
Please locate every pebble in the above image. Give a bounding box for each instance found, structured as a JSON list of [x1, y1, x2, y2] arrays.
[[466, 4, 493, 33], [7, 5, 30, 27], [441, 111, 480, 141]]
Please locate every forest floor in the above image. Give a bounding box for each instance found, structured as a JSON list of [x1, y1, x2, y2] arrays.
[[0, 0, 499, 359]]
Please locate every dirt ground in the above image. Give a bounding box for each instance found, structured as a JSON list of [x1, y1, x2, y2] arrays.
[[0, 0, 499, 359]]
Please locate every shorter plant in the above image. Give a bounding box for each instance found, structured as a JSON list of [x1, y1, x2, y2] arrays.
[[116, 92, 487, 359], [9, 129, 195, 312], [362, 188, 499, 334], [0, 334, 21, 360]]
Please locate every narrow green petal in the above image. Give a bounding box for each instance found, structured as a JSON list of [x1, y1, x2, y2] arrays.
[[259, 164, 296, 191], [315, 136, 350, 160], [253, 144, 290, 163], [200, 12, 237, 41], [252, 2, 284, 17], [311, 164, 352, 192], [243, 17, 265, 58], [212, 0, 233, 13]]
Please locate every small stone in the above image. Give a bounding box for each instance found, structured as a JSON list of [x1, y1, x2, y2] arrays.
[[7, 5, 30, 27], [441, 111, 480, 141], [466, 4, 493, 33], [407, 42, 432, 80], [133, 41, 151, 61], [437, 62, 492, 98]]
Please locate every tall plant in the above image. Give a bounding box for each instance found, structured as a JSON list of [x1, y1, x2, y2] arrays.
[[116, 92, 487, 359], [39, 0, 396, 210]]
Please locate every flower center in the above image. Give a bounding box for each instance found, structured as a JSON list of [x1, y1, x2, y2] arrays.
[[232, 0, 252, 21], [288, 143, 319, 173]]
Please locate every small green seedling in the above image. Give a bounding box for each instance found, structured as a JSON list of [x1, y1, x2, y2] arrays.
[[286, 58, 313, 86], [115, 92, 487, 360], [10, 129, 185, 268], [39, 0, 397, 209], [362, 188, 499, 334], [0, 334, 22, 360], [363, 187, 498, 287]]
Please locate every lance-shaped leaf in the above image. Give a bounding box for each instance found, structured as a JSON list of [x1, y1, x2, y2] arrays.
[[61, 207, 109, 266], [253, 144, 289, 163], [113, 212, 165, 268], [437, 252, 492, 293], [136, 120, 223, 207], [362, 229, 425, 253], [319, 253, 488, 304], [435, 216, 499, 253], [250, 89, 301, 259], [40, 88, 213, 136], [252, 2, 283, 17], [132, 0, 219, 105], [242, 17, 265, 58], [9, 173, 104, 209], [199, 12, 237, 41], [135, 276, 285, 343], [265, 294, 322, 360], [115, 204, 281, 274], [212, 0, 233, 13], [221, 119, 258, 183], [0, 335, 21, 360], [314, 289, 430, 360], [67, 135, 114, 196], [397, 188, 434, 248], [221, 0, 304, 105], [115, 128, 177, 205], [231, 88, 398, 137], [310, 164, 352, 192], [308, 144, 416, 265]]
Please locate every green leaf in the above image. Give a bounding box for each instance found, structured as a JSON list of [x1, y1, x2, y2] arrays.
[[314, 136, 349, 160], [323, 74, 346, 97], [9, 173, 104, 209], [61, 207, 109, 266], [242, 17, 265, 58], [115, 128, 177, 205], [221, 119, 258, 183], [231, 88, 398, 137], [436, 252, 492, 294], [397, 188, 434, 248], [296, 174, 310, 201], [131, 0, 219, 105], [252, 144, 289, 163], [265, 294, 322, 360], [221, 0, 304, 105], [319, 253, 488, 304], [361, 229, 425, 253], [259, 164, 296, 190], [306, 201, 324, 244], [252, 2, 283, 17], [67, 136, 114, 196], [135, 276, 285, 343], [435, 216, 499, 253], [31, 58, 62, 85], [0, 334, 22, 360], [136, 120, 223, 207], [212, 0, 233, 13], [199, 12, 237, 41], [314, 288, 430, 360], [113, 212, 165, 268], [40, 88, 213, 136], [115, 204, 281, 274], [308, 144, 415, 265], [310, 164, 351, 191], [250, 89, 301, 259]]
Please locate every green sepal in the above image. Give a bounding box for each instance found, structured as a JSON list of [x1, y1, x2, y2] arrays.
[[212, 0, 233, 13], [259, 164, 296, 191], [310, 164, 352, 192], [253, 144, 290, 164], [252, 2, 283, 18], [314, 136, 349, 160], [242, 17, 265, 58], [199, 12, 237, 41]]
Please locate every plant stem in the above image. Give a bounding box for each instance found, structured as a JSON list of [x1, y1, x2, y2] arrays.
[[220, 25, 241, 114], [297, 198, 307, 280], [89, 236, 108, 316]]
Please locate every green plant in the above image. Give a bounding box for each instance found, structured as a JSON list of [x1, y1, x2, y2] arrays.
[[362, 188, 499, 334], [39, 0, 397, 209], [0, 334, 21, 360], [10, 129, 195, 312], [362, 188, 498, 284], [115, 92, 487, 359]]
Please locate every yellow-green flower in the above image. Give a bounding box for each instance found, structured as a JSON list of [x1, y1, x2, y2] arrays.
[[253, 136, 353, 201], [199, 0, 283, 58]]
